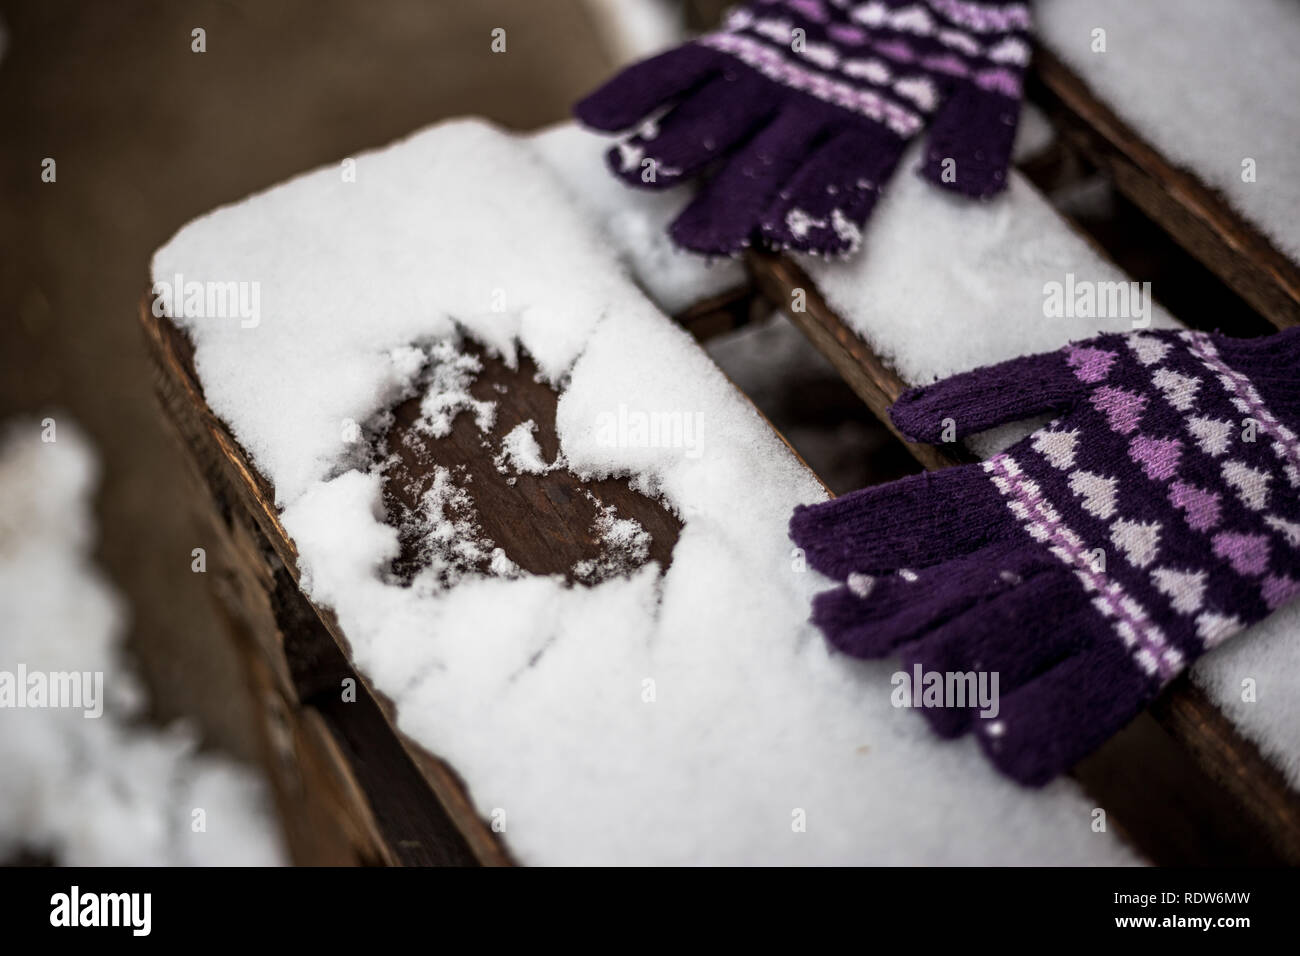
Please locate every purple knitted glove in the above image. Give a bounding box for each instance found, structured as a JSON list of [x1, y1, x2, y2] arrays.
[[574, 0, 1031, 257], [790, 328, 1300, 785]]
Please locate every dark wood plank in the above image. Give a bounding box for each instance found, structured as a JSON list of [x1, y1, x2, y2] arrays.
[[1030, 46, 1300, 330], [746, 251, 1300, 864]]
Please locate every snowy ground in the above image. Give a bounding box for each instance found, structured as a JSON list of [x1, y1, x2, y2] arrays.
[[0, 419, 286, 866], [152, 118, 1137, 865]]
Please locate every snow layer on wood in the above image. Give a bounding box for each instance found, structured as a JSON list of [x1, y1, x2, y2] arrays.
[[0, 420, 286, 866], [798, 149, 1300, 791], [1038, 0, 1300, 262], [153, 118, 1137, 864], [531, 123, 747, 314], [800, 150, 1181, 390]]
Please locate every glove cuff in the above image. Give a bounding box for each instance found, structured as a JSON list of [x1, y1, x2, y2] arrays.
[[1207, 327, 1300, 422]]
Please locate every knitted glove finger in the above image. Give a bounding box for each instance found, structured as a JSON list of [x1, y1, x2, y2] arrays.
[[888, 344, 1110, 444], [668, 106, 832, 256], [757, 126, 906, 256], [918, 65, 1024, 198], [899, 568, 1096, 739], [800, 327, 1300, 784], [974, 634, 1152, 786], [811, 537, 1054, 657], [790, 464, 1011, 579], [575, 0, 1032, 256], [574, 44, 724, 132], [604, 69, 778, 191]]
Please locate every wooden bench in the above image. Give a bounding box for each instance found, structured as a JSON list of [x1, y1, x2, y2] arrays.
[[143, 281, 775, 866], [144, 307, 511, 865], [143, 119, 1170, 866]]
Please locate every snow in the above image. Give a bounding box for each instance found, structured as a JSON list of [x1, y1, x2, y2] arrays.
[[1013, 101, 1056, 164], [394, 462, 504, 591], [415, 340, 497, 439], [0, 419, 286, 866], [495, 421, 554, 477], [152, 117, 1138, 864], [531, 123, 747, 314], [1038, 0, 1300, 263], [800, 151, 1181, 390], [797, 147, 1300, 791], [572, 499, 652, 583]]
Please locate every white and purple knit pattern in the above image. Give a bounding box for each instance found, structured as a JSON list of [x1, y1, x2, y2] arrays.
[[576, 0, 1030, 256], [700, 31, 926, 134], [989, 331, 1300, 682], [1184, 331, 1300, 490], [792, 327, 1300, 783], [712, 0, 1028, 132], [984, 452, 1182, 680]]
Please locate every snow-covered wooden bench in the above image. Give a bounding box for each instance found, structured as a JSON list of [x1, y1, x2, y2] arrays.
[[143, 308, 495, 865], [1033, 0, 1300, 330], [745, 136, 1300, 863], [141, 119, 1144, 866]]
